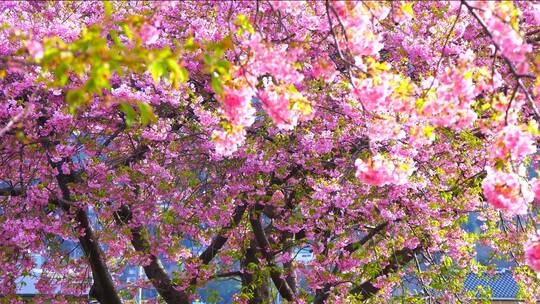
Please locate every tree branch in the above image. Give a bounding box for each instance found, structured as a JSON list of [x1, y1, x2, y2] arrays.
[[314, 222, 389, 303], [0, 185, 23, 196], [115, 201, 248, 303], [114, 205, 190, 304], [344, 222, 389, 253], [349, 246, 422, 299], [241, 239, 270, 304], [462, 0, 540, 121], [198, 203, 247, 265], [53, 165, 122, 304], [249, 205, 294, 301], [131, 227, 190, 304]]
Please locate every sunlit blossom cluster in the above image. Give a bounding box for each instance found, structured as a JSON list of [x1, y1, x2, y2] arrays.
[[481, 168, 534, 215], [355, 154, 415, 186]]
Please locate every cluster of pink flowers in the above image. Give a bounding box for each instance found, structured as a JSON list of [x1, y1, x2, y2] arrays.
[[245, 33, 303, 84], [532, 178, 540, 202], [483, 9, 532, 74], [355, 154, 415, 186], [421, 67, 477, 129], [218, 85, 255, 128], [269, 0, 306, 14], [525, 236, 540, 272], [532, 4, 540, 25], [481, 168, 533, 215], [212, 127, 247, 157], [26, 40, 43, 60], [535, 81, 540, 106], [259, 84, 307, 130], [365, 115, 405, 142], [482, 122, 537, 218], [408, 124, 436, 148], [210, 32, 312, 156], [310, 58, 338, 82], [333, 2, 387, 57], [211, 82, 257, 156], [140, 23, 160, 45], [491, 124, 537, 162], [212, 79, 312, 156], [353, 74, 396, 113]]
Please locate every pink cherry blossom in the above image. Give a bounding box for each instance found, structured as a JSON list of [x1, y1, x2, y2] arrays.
[[525, 236, 540, 272], [26, 40, 43, 60], [259, 84, 302, 130], [140, 24, 159, 45], [482, 167, 533, 215], [483, 8, 532, 74], [219, 85, 255, 128], [355, 154, 415, 186], [212, 127, 246, 156], [491, 124, 536, 162]]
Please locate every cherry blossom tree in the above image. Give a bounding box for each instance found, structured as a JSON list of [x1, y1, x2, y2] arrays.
[[1, 1, 540, 303]]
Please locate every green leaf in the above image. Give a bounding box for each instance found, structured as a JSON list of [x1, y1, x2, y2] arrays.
[[66, 89, 86, 114], [211, 74, 223, 96], [109, 30, 123, 47], [121, 24, 133, 40], [423, 125, 435, 138], [235, 14, 255, 35], [415, 98, 425, 111], [402, 2, 414, 17], [41, 47, 60, 65], [149, 60, 166, 83], [89, 64, 111, 94], [163, 210, 175, 225], [119, 102, 137, 127], [184, 35, 200, 52], [214, 59, 230, 75], [137, 101, 157, 126], [53, 64, 69, 86], [103, 1, 112, 18], [178, 66, 189, 83], [216, 35, 233, 51], [155, 47, 172, 60], [165, 58, 189, 86]]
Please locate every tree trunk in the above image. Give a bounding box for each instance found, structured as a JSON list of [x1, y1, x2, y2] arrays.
[[242, 240, 271, 304]]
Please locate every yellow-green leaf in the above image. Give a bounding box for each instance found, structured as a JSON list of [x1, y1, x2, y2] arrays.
[[211, 74, 223, 96], [120, 102, 137, 127], [103, 1, 113, 18], [178, 66, 189, 83], [184, 35, 200, 52], [402, 2, 414, 17], [235, 14, 254, 35], [66, 89, 86, 114], [165, 59, 189, 86], [137, 101, 157, 126], [149, 60, 166, 83], [122, 24, 133, 40]]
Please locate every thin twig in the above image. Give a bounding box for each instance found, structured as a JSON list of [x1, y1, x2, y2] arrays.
[[423, 4, 463, 98], [463, 1, 540, 121]]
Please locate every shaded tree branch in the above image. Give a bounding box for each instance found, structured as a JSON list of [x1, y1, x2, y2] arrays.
[[0, 185, 23, 196], [350, 246, 422, 299], [198, 203, 247, 264], [51, 161, 122, 304], [249, 205, 294, 301], [344, 222, 389, 253], [114, 205, 190, 304], [462, 0, 540, 121], [314, 222, 389, 304]]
